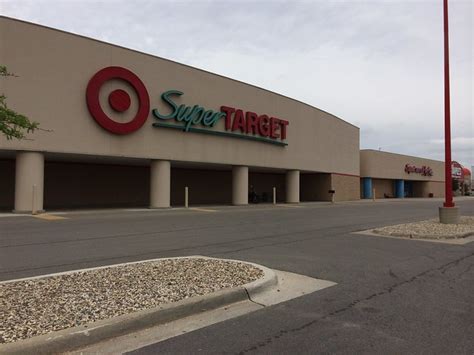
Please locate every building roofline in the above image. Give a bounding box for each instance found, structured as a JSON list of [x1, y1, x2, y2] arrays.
[[360, 149, 444, 164], [1, 15, 359, 130]]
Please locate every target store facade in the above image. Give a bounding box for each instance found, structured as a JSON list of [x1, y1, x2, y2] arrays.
[[0, 17, 362, 212]]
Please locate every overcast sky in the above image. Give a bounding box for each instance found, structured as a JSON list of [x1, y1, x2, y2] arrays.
[[1, 0, 472, 168]]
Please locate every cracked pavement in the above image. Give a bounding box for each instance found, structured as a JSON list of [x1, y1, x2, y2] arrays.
[[1, 198, 473, 353]]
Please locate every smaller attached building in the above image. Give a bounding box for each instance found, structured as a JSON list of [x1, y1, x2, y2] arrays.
[[360, 150, 445, 199]]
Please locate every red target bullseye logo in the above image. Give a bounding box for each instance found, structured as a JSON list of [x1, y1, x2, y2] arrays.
[[86, 66, 150, 135]]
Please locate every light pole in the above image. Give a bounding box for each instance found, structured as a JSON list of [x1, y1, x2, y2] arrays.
[[439, 0, 459, 223]]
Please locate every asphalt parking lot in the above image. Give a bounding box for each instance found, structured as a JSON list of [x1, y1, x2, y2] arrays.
[[1, 198, 473, 353]]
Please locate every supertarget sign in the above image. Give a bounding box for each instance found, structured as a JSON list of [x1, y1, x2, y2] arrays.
[[86, 66, 289, 146]]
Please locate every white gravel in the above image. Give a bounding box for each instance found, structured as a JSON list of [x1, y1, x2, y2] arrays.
[[0, 257, 264, 344], [372, 216, 474, 239]]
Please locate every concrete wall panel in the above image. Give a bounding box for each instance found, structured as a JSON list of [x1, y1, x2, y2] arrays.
[[300, 173, 332, 202], [372, 179, 395, 199], [0, 17, 359, 177], [425, 181, 444, 197], [171, 169, 232, 206], [361, 150, 444, 182], [0, 160, 15, 210], [331, 174, 360, 201], [44, 162, 149, 208], [249, 173, 285, 203]]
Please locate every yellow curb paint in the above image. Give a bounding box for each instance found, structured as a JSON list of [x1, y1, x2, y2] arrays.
[[189, 208, 218, 213], [33, 214, 68, 221]]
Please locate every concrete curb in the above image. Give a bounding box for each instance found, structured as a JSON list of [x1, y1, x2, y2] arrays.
[[0, 256, 277, 355], [233, 260, 278, 299], [372, 229, 474, 240]]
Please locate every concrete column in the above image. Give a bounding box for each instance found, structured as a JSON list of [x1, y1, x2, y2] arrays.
[[395, 179, 405, 198], [286, 170, 300, 203], [14, 151, 44, 213], [362, 177, 372, 199], [232, 166, 248, 205], [150, 160, 170, 208]]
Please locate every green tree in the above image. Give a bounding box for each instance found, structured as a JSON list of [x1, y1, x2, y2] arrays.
[[0, 65, 39, 139]]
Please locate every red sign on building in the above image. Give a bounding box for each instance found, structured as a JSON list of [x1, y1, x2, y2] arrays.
[[404, 164, 433, 176]]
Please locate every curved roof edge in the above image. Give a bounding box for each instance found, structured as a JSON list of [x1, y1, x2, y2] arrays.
[[0, 15, 359, 130]]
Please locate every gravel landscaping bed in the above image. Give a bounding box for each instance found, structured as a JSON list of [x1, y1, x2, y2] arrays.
[[0, 257, 263, 344], [372, 216, 474, 239]]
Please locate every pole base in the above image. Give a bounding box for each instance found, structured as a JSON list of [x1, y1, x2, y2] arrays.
[[439, 206, 459, 224]]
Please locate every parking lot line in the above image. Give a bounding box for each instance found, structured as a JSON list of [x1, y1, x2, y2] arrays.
[[189, 208, 219, 213], [276, 204, 303, 208], [33, 214, 68, 221]]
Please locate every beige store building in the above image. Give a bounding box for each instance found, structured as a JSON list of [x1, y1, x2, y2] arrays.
[[0, 17, 361, 212], [360, 150, 445, 199]]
